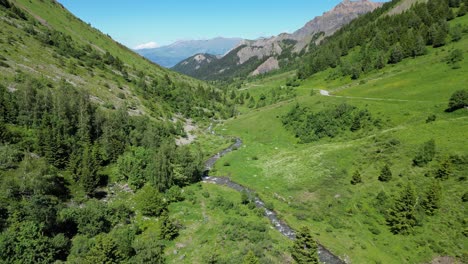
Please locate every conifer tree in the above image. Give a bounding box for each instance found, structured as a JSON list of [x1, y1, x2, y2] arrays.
[[378, 164, 392, 182], [421, 180, 442, 215], [159, 211, 178, 240], [351, 169, 362, 185], [291, 226, 319, 264], [243, 250, 259, 264], [434, 158, 452, 180], [386, 183, 417, 234]]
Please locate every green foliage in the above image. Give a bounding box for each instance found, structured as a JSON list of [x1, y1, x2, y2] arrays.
[[378, 164, 392, 182], [386, 183, 418, 235], [350, 169, 362, 185], [84, 234, 123, 264], [243, 250, 259, 264], [421, 180, 442, 215], [282, 103, 378, 143], [446, 89, 468, 112], [59, 199, 112, 237], [165, 185, 184, 203], [426, 114, 437, 123], [413, 139, 436, 166], [131, 237, 165, 264], [158, 211, 179, 240], [446, 48, 464, 69], [291, 226, 319, 264], [116, 147, 150, 190], [462, 192, 468, 202], [0, 221, 56, 264], [135, 184, 166, 217], [434, 158, 452, 180]]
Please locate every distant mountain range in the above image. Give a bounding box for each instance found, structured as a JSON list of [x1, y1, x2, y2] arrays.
[[135, 37, 242, 68], [173, 0, 384, 80]]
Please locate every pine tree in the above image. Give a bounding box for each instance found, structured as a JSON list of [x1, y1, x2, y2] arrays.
[[386, 183, 417, 234], [159, 211, 178, 240], [434, 158, 452, 180], [291, 226, 319, 264], [421, 180, 442, 215], [351, 169, 362, 185], [378, 164, 392, 182], [243, 250, 259, 264]]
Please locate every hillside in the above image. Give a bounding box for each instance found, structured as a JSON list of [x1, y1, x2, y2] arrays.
[[1, 0, 236, 120], [136, 37, 242, 68], [204, 1, 468, 263], [0, 1, 255, 263], [173, 0, 384, 81]]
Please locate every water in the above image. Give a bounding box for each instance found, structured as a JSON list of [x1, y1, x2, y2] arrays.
[[202, 138, 345, 264]]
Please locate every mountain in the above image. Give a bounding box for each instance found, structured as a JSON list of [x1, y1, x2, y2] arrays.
[[136, 37, 242, 68], [173, 0, 383, 80]]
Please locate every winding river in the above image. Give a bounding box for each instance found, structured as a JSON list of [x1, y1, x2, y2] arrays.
[[202, 138, 345, 264]]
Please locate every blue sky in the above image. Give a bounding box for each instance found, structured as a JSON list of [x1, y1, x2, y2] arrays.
[[58, 0, 352, 49]]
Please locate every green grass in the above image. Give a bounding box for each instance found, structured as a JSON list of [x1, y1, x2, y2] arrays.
[[208, 15, 468, 263], [164, 184, 292, 263]]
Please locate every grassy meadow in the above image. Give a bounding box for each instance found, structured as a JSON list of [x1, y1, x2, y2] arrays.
[[200, 16, 468, 263]]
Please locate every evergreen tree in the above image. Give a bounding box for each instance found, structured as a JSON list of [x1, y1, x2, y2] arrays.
[[291, 226, 319, 264], [243, 250, 259, 264], [434, 158, 452, 180], [78, 144, 101, 195], [421, 180, 442, 215], [378, 164, 392, 182], [386, 183, 417, 234], [388, 43, 404, 64], [351, 169, 362, 185], [85, 235, 123, 264], [159, 211, 178, 240]]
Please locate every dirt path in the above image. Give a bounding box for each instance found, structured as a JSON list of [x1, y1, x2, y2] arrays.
[[318, 89, 429, 103]]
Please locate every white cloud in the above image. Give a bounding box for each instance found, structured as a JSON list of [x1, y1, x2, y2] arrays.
[[134, 41, 159, 50]]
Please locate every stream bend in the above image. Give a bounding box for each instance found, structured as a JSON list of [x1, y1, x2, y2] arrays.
[[202, 138, 345, 264]]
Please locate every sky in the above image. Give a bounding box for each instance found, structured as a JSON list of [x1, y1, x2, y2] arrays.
[[58, 0, 351, 49]]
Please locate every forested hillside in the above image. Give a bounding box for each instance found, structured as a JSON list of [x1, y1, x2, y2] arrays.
[[297, 0, 468, 80], [0, 0, 238, 262]]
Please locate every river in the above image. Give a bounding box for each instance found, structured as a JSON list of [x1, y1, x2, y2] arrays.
[[202, 138, 345, 264]]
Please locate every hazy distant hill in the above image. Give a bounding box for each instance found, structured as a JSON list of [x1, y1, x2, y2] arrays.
[[136, 37, 242, 68]]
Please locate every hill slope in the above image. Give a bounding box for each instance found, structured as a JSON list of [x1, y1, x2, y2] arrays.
[[1, 0, 235, 120], [201, 1, 468, 263]]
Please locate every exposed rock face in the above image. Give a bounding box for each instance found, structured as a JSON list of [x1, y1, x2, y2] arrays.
[[236, 0, 384, 64], [251, 57, 279, 76], [173, 0, 383, 79]]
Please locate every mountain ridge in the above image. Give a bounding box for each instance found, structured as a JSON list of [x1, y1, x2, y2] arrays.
[[136, 37, 242, 68], [173, 0, 384, 80]]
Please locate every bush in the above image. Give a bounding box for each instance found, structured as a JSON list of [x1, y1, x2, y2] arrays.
[[462, 192, 468, 202], [446, 89, 468, 112], [413, 139, 436, 166], [425, 114, 436, 123], [135, 184, 166, 217]]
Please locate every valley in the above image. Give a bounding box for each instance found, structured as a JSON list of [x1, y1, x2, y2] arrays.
[[0, 0, 467, 263]]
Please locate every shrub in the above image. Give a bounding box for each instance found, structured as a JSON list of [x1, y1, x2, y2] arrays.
[[135, 185, 166, 217], [446, 89, 468, 112], [425, 114, 436, 123], [378, 164, 392, 182], [413, 139, 436, 166]]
